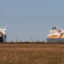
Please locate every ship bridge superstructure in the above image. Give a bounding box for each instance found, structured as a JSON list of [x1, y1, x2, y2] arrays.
[[48, 27, 64, 39], [0, 26, 7, 42]]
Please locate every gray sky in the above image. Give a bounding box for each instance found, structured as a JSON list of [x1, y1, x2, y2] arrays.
[[0, 0, 64, 41]]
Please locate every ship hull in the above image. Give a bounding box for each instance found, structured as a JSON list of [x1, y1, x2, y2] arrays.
[[47, 38, 64, 43], [0, 36, 6, 42]]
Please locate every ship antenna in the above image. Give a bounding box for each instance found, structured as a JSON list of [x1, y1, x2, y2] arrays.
[[56, 26, 58, 28], [4, 24, 8, 29]]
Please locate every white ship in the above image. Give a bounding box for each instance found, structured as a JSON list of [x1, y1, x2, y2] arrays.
[[0, 26, 7, 42], [47, 26, 64, 43]]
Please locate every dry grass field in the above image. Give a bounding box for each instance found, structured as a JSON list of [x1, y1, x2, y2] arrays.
[[0, 43, 64, 64]]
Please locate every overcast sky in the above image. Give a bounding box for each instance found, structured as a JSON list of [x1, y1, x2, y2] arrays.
[[0, 0, 64, 41]]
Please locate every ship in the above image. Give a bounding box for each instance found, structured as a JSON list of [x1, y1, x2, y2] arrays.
[[0, 26, 7, 42], [47, 26, 64, 43]]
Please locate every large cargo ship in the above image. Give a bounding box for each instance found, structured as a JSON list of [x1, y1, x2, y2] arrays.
[[0, 27, 7, 42], [47, 26, 64, 43]]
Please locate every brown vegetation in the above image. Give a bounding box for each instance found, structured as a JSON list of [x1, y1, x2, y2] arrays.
[[0, 43, 64, 64]]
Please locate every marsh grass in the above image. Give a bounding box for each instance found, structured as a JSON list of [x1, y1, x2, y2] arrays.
[[0, 44, 64, 64]]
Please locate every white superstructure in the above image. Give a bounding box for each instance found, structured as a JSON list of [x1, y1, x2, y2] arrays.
[[47, 26, 64, 43], [0, 26, 7, 42]]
